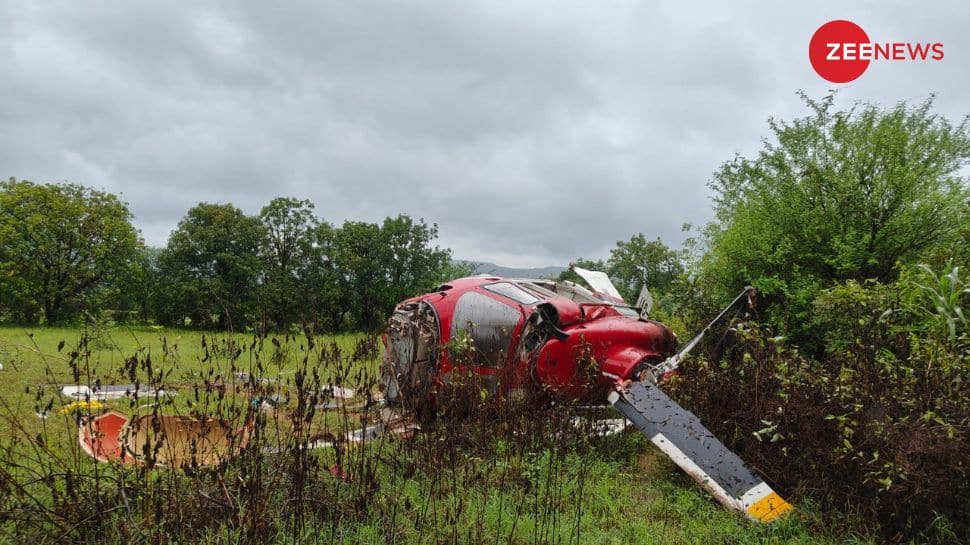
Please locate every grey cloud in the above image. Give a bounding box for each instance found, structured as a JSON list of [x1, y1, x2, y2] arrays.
[[1, 1, 967, 267]]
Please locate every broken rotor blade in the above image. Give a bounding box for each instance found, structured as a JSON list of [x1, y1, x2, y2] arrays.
[[653, 286, 755, 376], [608, 381, 792, 522], [62, 384, 174, 400]]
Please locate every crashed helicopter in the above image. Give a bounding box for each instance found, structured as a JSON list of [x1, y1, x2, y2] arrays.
[[75, 265, 791, 523], [380, 266, 793, 523]]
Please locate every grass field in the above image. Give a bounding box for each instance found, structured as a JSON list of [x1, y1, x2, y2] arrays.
[[0, 325, 372, 429], [0, 326, 872, 544]]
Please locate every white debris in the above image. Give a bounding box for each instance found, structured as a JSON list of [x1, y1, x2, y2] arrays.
[[61, 384, 174, 400], [570, 416, 628, 437], [571, 265, 625, 302], [321, 385, 356, 399]]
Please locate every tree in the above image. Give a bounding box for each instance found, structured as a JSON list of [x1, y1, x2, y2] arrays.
[[112, 246, 160, 323], [0, 178, 141, 324], [435, 258, 478, 283], [703, 93, 970, 335], [258, 197, 318, 330], [606, 234, 684, 301], [331, 221, 386, 330], [155, 203, 264, 329], [325, 215, 452, 330], [378, 215, 452, 310], [303, 221, 347, 331]]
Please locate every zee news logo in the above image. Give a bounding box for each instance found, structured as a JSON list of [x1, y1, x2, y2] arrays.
[[809, 20, 944, 83]]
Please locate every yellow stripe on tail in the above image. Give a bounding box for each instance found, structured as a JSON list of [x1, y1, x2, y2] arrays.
[[745, 490, 793, 522]]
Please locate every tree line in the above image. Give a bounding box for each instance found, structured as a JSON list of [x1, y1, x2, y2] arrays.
[[0, 183, 469, 330]]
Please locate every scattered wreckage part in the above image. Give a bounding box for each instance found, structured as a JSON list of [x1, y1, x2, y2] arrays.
[[375, 406, 419, 438], [381, 300, 439, 409], [233, 372, 356, 399], [79, 411, 252, 467], [635, 285, 654, 317], [233, 371, 276, 384], [61, 384, 174, 400], [59, 400, 106, 415], [314, 418, 417, 483], [320, 385, 356, 400], [256, 397, 366, 413], [304, 423, 384, 450], [283, 409, 418, 452], [257, 393, 288, 408], [255, 390, 366, 411], [570, 265, 626, 304], [125, 414, 252, 467], [79, 410, 128, 462], [232, 372, 357, 400], [608, 381, 792, 523], [569, 416, 628, 437], [314, 398, 368, 411]]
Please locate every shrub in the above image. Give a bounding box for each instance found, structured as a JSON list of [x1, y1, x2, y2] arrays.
[[669, 272, 969, 544]]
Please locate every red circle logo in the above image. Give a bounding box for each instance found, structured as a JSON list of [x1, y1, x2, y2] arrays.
[[809, 20, 870, 83]]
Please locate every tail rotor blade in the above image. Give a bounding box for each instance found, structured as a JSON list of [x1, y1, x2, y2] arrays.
[[608, 381, 792, 522]]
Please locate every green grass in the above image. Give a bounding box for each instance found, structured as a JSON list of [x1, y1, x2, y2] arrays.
[[0, 325, 371, 395], [0, 326, 872, 544]]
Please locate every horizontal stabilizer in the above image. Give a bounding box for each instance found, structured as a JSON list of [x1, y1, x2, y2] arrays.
[[608, 381, 792, 522]]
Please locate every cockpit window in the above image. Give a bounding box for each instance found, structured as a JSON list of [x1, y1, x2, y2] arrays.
[[523, 280, 602, 304], [483, 282, 540, 305], [518, 282, 557, 300]]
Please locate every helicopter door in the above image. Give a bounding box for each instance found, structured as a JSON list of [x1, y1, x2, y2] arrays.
[[449, 290, 523, 393]]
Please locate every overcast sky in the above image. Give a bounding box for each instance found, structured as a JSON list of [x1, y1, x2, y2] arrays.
[[2, 1, 967, 266]]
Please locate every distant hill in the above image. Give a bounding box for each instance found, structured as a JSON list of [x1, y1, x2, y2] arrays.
[[457, 260, 566, 280]]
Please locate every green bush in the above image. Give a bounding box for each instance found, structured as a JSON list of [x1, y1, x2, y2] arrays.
[[700, 95, 970, 351], [899, 262, 969, 350], [669, 268, 969, 543]]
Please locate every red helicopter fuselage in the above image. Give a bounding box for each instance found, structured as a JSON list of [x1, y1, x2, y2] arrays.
[[382, 275, 677, 403]]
